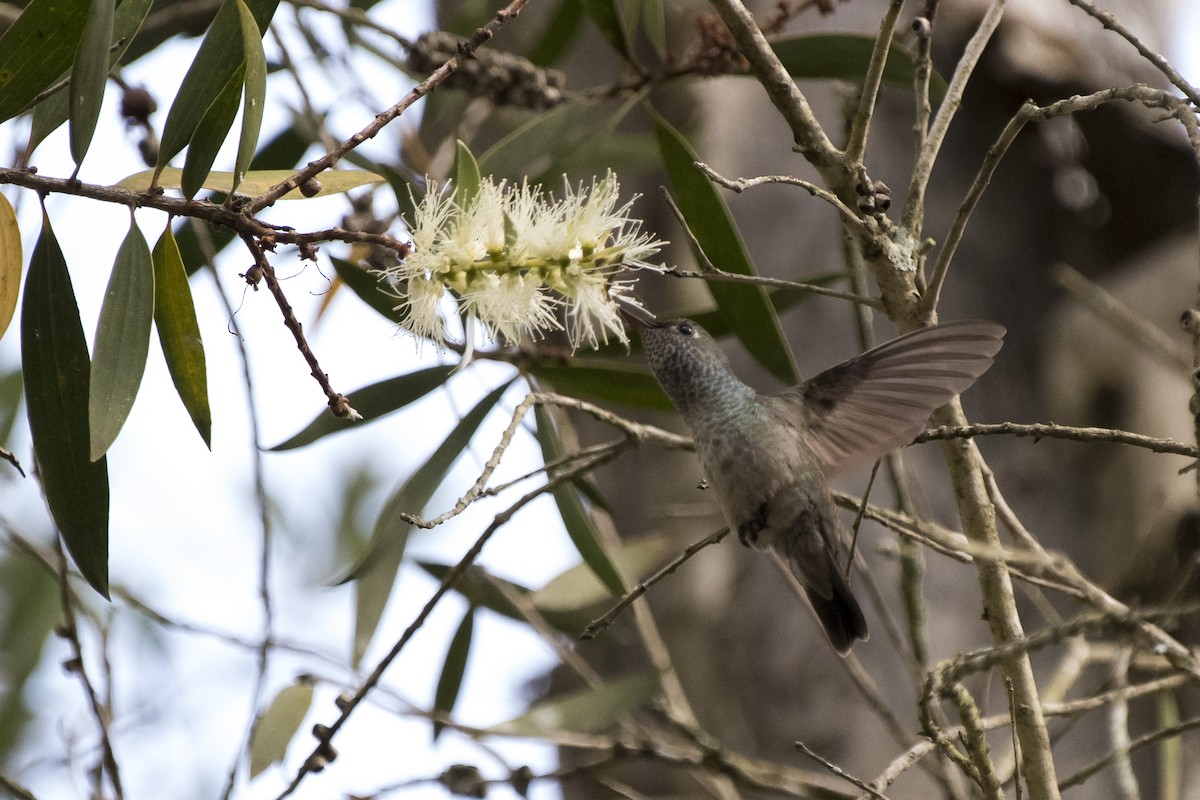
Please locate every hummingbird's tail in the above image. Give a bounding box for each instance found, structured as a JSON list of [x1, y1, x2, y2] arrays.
[[804, 575, 868, 656]]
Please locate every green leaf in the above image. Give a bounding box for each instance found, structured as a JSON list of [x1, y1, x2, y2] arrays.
[[641, 0, 665, 58], [89, 216, 154, 460], [582, 0, 633, 64], [349, 381, 512, 665], [329, 256, 401, 324], [529, 360, 672, 411], [118, 167, 385, 200], [452, 139, 482, 210], [21, 212, 110, 598], [155, 0, 280, 178], [654, 116, 799, 384], [531, 533, 685, 613], [771, 33, 947, 100], [534, 405, 625, 596], [152, 224, 211, 448], [68, 0, 115, 166], [490, 672, 659, 737], [0, 193, 21, 341], [180, 65, 244, 199], [525, 0, 584, 67], [27, 0, 154, 155], [0, 0, 90, 124], [270, 366, 453, 450], [232, 0, 267, 195], [433, 606, 474, 740], [249, 681, 314, 778]]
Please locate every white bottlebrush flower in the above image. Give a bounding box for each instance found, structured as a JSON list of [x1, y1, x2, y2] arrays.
[[382, 172, 665, 350]]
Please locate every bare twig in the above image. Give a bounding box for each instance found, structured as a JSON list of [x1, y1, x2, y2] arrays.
[[580, 527, 729, 640], [693, 161, 865, 228], [1059, 715, 1200, 791], [795, 742, 891, 800], [245, 0, 530, 212], [915, 421, 1198, 458], [843, 0, 906, 167]]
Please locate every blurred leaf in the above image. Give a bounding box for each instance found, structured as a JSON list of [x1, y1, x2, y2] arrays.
[[490, 672, 659, 737], [655, 115, 798, 384], [89, 216, 154, 460], [452, 139, 482, 208], [529, 360, 671, 411], [270, 366, 453, 450], [0, 193, 21, 341], [68, 0, 115, 166], [641, 0, 665, 57], [0, 368, 24, 446], [582, 0, 632, 64], [532, 533, 685, 613], [155, 0, 280, 178], [249, 681, 314, 778], [27, 0, 154, 154], [329, 256, 401, 324], [21, 212, 109, 598], [433, 606, 475, 740], [152, 224, 211, 448], [231, 0, 267, 195], [180, 65, 244, 199], [771, 33, 947, 100], [0, 0, 89, 124], [0, 549, 59, 756], [525, 0, 584, 67], [534, 405, 625, 595], [349, 381, 512, 665], [119, 167, 384, 200]]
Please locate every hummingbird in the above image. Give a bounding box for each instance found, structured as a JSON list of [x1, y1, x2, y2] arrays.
[[623, 308, 1005, 654]]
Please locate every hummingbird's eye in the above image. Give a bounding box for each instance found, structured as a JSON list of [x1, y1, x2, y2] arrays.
[[678, 322, 696, 337]]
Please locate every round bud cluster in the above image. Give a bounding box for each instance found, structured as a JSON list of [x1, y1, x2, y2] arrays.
[[409, 31, 567, 110]]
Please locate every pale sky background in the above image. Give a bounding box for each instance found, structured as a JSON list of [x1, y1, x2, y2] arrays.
[[2, 4, 1200, 800]]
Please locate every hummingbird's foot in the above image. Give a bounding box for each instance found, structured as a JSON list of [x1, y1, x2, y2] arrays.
[[737, 505, 769, 547]]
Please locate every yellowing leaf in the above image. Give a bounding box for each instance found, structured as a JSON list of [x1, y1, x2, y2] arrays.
[[249, 682, 314, 778], [152, 224, 211, 448], [0, 192, 21, 341], [116, 168, 385, 199]]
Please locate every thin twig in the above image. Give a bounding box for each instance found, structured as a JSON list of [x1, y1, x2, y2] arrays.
[[1061, 0, 1200, 107], [245, 0, 531, 212], [1059, 715, 1200, 791], [915, 421, 1198, 458], [1053, 262, 1192, 373], [693, 161, 864, 228], [579, 527, 729, 640], [795, 742, 890, 800], [842, 0, 906, 166]]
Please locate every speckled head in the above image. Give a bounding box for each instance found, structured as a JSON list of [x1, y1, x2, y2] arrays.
[[622, 313, 748, 414]]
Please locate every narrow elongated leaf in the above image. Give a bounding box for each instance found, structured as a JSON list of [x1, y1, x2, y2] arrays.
[[270, 366, 453, 450], [68, 0, 115, 166], [21, 213, 110, 597], [0, 193, 21, 341], [0, 0, 90, 124], [529, 361, 671, 411], [534, 405, 625, 595], [581, 0, 632, 64], [771, 33, 947, 100], [249, 682, 314, 778], [180, 66, 245, 199], [526, 0, 584, 67], [349, 381, 512, 665], [329, 256, 401, 323], [418, 561, 597, 635], [155, 0, 280, 178], [89, 217, 154, 460], [531, 533, 685, 613], [232, 0, 267, 195], [27, 0, 154, 154], [452, 140, 481, 209], [152, 224, 211, 448], [433, 607, 475, 740], [655, 116, 799, 384], [119, 168, 385, 200], [490, 672, 659, 737]]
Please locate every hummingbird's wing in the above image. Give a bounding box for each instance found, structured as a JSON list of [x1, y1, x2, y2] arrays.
[[763, 320, 1005, 476]]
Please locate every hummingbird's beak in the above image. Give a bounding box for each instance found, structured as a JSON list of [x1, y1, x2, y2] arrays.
[[615, 296, 659, 329]]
